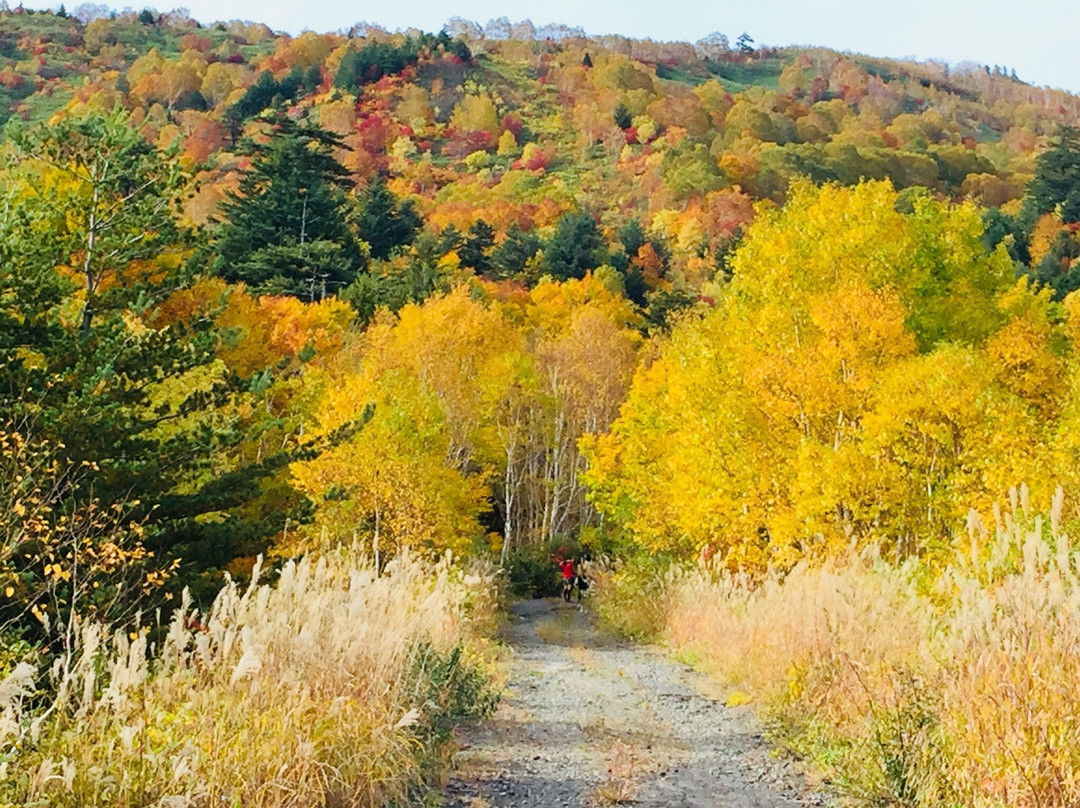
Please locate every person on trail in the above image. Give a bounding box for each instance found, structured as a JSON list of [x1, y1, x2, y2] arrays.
[[573, 558, 588, 602], [559, 558, 575, 602]]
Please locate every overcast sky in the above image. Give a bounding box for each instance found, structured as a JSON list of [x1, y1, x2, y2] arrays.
[[58, 0, 1080, 92]]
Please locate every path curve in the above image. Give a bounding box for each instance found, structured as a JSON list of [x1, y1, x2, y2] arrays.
[[444, 599, 834, 808]]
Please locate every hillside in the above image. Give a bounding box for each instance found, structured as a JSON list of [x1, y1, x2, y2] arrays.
[[1, 6, 1078, 313], [5, 7, 1080, 808]]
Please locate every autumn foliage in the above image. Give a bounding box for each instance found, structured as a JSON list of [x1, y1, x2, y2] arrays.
[[584, 180, 1061, 566], [4, 5, 1080, 806]]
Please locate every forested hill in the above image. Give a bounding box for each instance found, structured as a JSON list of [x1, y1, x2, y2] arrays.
[[2, 6, 1079, 313], [9, 9, 1080, 805], [4, 3, 1080, 619]]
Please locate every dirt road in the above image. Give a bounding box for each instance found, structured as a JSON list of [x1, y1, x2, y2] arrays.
[[443, 599, 834, 808]]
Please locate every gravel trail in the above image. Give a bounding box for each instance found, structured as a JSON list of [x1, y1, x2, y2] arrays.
[[443, 599, 834, 808]]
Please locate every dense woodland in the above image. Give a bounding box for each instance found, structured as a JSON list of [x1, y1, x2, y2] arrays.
[[1, 3, 1080, 627], [3, 7, 1080, 804]]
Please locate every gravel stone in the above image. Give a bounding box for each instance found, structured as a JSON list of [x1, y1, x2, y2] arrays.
[[442, 599, 838, 807]]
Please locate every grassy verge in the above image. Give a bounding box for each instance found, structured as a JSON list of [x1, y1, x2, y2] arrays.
[[588, 552, 680, 642], [593, 493, 1080, 808], [0, 549, 499, 807]]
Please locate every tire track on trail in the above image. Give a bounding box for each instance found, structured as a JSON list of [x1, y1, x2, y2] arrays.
[[443, 599, 835, 808]]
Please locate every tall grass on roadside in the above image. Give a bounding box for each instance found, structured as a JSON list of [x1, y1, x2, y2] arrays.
[[588, 553, 679, 642], [663, 488, 1080, 808], [0, 548, 498, 808]]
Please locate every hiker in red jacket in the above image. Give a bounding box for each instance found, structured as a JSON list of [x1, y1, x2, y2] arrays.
[[559, 558, 575, 602]]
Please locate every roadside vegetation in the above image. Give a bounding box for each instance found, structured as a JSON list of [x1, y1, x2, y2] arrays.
[[3, 5, 1080, 805], [0, 550, 498, 807], [591, 491, 1080, 808]]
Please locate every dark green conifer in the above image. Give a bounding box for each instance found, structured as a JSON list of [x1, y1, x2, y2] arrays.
[[1026, 126, 1080, 224], [544, 211, 606, 280], [214, 117, 362, 299], [1, 109, 304, 624], [354, 175, 421, 261], [490, 224, 542, 280], [459, 219, 495, 273]]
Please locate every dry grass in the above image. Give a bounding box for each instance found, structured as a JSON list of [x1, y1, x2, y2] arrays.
[[0, 548, 498, 807], [589, 557, 677, 643], [590, 738, 646, 805], [566, 645, 597, 667], [582, 707, 665, 806], [666, 488, 1080, 808]]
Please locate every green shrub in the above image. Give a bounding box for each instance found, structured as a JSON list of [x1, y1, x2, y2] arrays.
[[505, 539, 592, 598], [591, 553, 679, 642], [408, 643, 500, 752], [506, 547, 562, 598]]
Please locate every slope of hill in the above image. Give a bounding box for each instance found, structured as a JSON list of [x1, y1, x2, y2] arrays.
[[6, 8, 1080, 808], [1, 6, 1078, 311]]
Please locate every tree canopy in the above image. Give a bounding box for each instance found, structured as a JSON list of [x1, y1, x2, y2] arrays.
[[214, 117, 363, 299], [1027, 126, 1080, 224]]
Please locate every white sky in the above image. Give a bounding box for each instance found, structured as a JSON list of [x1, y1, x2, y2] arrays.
[[54, 0, 1080, 92]]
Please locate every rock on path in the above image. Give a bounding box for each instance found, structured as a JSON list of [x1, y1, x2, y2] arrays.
[[443, 599, 834, 808]]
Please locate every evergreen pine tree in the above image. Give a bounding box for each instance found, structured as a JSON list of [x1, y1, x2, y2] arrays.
[[619, 219, 646, 259], [544, 211, 606, 280], [1, 109, 305, 624], [610, 219, 648, 305], [1026, 126, 1080, 224], [459, 219, 495, 272], [214, 116, 363, 299], [490, 223, 541, 280], [1031, 230, 1080, 299], [354, 175, 421, 260]]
